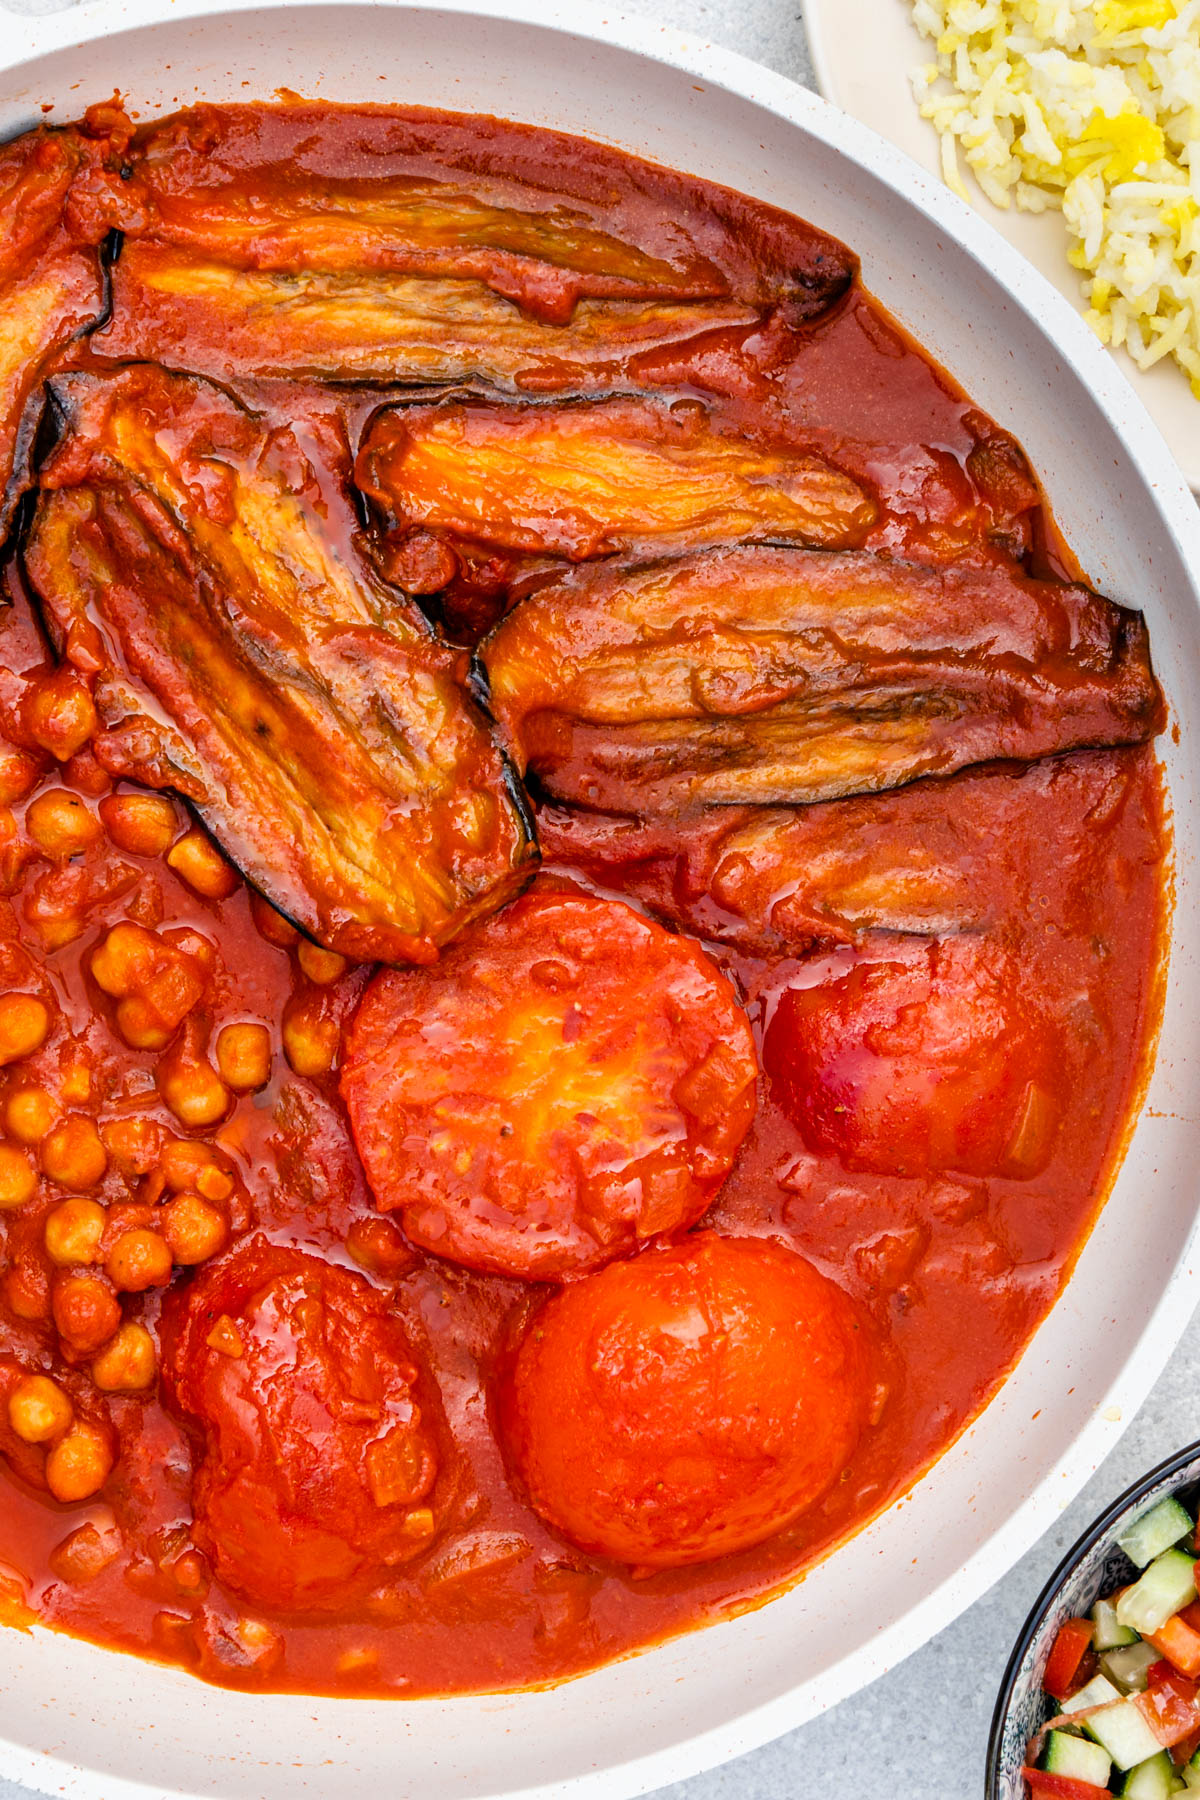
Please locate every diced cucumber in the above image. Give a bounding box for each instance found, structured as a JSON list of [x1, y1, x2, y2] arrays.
[[1065, 1672, 1123, 1713], [1096, 1595, 1141, 1650], [1120, 1498, 1195, 1570], [1103, 1641, 1163, 1694], [1084, 1698, 1166, 1771], [1182, 1745, 1200, 1790], [1117, 1550, 1198, 1636], [1120, 1750, 1186, 1797], [1043, 1727, 1113, 1785]]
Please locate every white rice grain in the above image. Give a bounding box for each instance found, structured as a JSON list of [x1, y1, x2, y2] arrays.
[[909, 0, 1200, 397]]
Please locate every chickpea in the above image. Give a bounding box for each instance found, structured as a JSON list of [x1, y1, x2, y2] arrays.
[[42, 1115, 108, 1191], [91, 1321, 157, 1392], [282, 996, 340, 1079], [25, 791, 102, 860], [52, 1270, 121, 1354], [215, 1022, 272, 1094], [158, 1139, 233, 1200], [91, 923, 205, 1050], [8, 1374, 74, 1445], [6, 1084, 60, 1145], [90, 922, 151, 998], [159, 1058, 231, 1130], [23, 669, 98, 763], [45, 1419, 114, 1503], [113, 996, 173, 1052], [62, 749, 112, 800], [163, 927, 217, 977], [44, 1198, 107, 1267], [0, 1142, 37, 1210], [0, 993, 51, 1066], [297, 943, 348, 985], [160, 1192, 228, 1266], [100, 1116, 164, 1178], [0, 744, 42, 807], [249, 891, 300, 948], [99, 793, 178, 859], [106, 1227, 173, 1293], [166, 831, 239, 900]]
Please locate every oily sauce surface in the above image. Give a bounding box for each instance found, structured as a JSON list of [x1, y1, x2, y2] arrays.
[[0, 101, 1169, 1697]]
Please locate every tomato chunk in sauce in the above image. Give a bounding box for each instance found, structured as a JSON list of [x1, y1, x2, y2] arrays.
[[501, 1233, 874, 1568], [764, 935, 1056, 1180], [0, 97, 1168, 1701], [160, 1238, 445, 1612], [341, 885, 758, 1280]]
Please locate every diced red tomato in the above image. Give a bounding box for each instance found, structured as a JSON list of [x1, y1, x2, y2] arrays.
[[1173, 1724, 1200, 1769], [1148, 1612, 1200, 1680], [1181, 1599, 1200, 1633], [1022, 1770, 1110, 1799], [1042, 1616, 1095, 1702], [1134, 1661, 1200, 1746]]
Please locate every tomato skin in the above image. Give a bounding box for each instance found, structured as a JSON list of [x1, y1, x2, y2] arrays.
[[1022, 1772, 1109, 1799], [160, 1238, 443, 1612], [1042, 1616, 1094, 1702], [1135, 1662, 1200, 1746], [763, 936, 1054, 1179], [342, 885, 758, 1280], [500, 1232, 871, 1567]]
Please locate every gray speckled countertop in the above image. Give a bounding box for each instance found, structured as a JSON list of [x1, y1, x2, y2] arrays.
[[1, 5, 1196, 1797]]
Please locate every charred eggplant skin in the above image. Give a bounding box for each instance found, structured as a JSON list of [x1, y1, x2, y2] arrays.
[[24, 364, 538, 963], [0, 124, 124, 538], [482, 546, 1165, 814], [91, 102, 856, 386]]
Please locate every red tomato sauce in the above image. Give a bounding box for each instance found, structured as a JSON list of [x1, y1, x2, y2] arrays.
[[0, 101, 1170, 1698]]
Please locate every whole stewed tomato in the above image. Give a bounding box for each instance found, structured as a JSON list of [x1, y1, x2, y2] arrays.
[[341, 885, 758, 1280], [500, 1232, 873, 1567], [160, 1238, 444, 1612], [764, 936, 1057, 1179]]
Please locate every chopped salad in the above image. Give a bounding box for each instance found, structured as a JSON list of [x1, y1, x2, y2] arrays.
[[1025, 1495, 1200, 1797]]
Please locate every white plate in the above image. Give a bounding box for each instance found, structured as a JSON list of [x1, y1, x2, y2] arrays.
[[801, 0, 1200, 491], [2, 6, 1200, 1797]]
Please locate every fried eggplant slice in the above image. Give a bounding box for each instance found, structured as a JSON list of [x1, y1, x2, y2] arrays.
[[98, 245, 759, 388], [108, 103, 857, 325], [483, 546, 1164, 813], [356, 397, 877, 564], [538, 751, 1146, 951], [24, 366, 537, 963], [0, 130, 111, 536]]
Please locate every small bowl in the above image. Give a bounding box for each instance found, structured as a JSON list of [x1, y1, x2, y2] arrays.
[[988, 1441, 1200, 1800]]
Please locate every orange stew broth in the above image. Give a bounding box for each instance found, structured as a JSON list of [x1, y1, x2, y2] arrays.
[[0, 102, 1170, 1697]]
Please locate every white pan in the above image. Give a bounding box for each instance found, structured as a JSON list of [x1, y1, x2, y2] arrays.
[[2, 4, 1200, 1796]]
